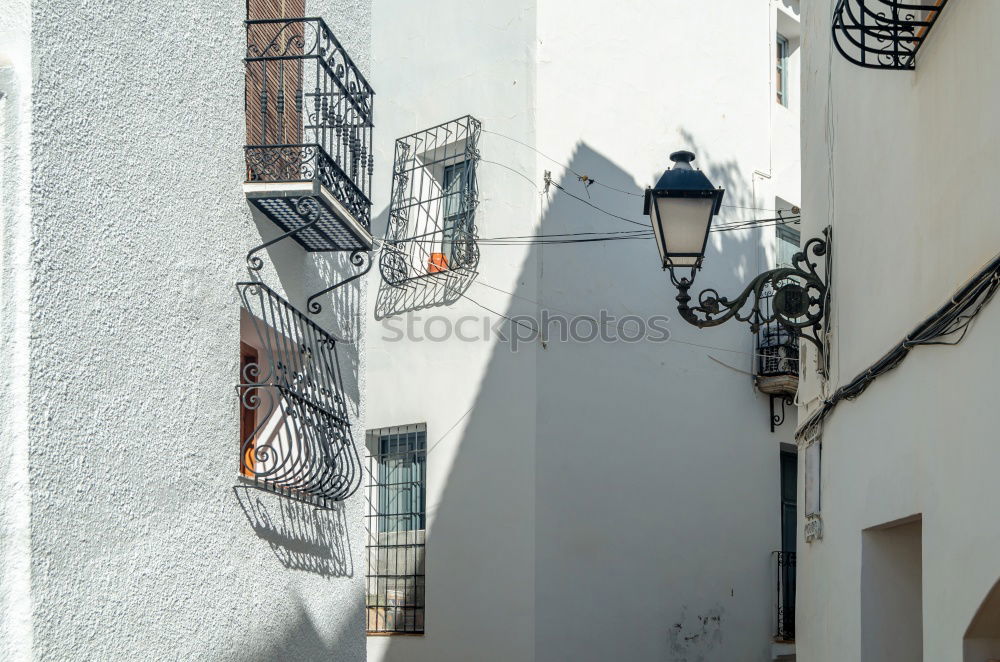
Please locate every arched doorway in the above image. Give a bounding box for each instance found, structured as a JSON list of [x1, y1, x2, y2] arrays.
[[965, 578, 1000, 661]]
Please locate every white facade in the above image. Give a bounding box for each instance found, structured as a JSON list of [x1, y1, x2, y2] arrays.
[[0, 1, 371, 659], [798, 1, 1000, 661], [365, 1, 801, 660]]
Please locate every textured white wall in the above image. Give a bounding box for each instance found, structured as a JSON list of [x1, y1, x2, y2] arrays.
[[366, 1, 799, 660], [1, 1, 33, 658], [11, 0, 371, 659], [798, 2, 1000, 660]]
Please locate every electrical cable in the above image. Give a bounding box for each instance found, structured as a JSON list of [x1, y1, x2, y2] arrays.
[[798, 250, 1000, 439], [385, 214, 799, 249], [482, 126, 799, 213]]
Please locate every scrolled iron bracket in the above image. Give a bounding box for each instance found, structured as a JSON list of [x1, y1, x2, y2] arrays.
[[306, 249, 373, 314], [770, 394, 795, 433], [247, 197, 322, 273], [669, 226, 832, 376]]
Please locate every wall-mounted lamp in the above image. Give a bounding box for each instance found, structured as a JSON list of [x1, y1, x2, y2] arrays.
[[645, 151, 832, 372]]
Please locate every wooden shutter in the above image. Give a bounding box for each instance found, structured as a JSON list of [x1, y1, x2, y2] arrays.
[[246, 0, 306, 156], [239, 342, 259, 477]]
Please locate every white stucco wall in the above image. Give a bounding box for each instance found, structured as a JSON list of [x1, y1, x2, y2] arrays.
[[365, 2, 539, 660], [366, 1, 799, 660], [798, 2, 1000, 660], [1, 1, 33, 659], [5, 0, 372, 659]]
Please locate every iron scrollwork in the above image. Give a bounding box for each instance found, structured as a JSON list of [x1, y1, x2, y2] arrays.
[[306, 249, 373, 314], [832, 0, 949, 70], [247, 197, 322, 272], [237, 281, 362, 506], [380, 116, 482, 288], [770, 395, 796, 433], [669, 227, 832, 373]]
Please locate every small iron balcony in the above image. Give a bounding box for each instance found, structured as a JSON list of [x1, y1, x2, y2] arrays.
[[244, 16, 374, 252], [756, 285, 799, 432]]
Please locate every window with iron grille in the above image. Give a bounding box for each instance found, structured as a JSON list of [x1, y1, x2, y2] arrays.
[[379, 116, 481, 286], [365, 424, 426, 634]]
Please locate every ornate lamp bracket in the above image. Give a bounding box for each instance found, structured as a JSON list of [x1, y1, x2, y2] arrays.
[[669, 226, 832, 376]]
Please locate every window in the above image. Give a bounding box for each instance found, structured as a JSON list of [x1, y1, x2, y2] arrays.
[[776, 34, 789, 107], [381, 116, 481, 286], [438, 160, 470, 271], [776, 222, 801, 268], [366, 424, 427, 634]]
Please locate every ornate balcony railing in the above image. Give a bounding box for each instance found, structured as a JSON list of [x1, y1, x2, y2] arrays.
[[244, 16, 374, 252], [757, 285, 800, 432], [773, 551, 796, 642], [379, 116, 481, 287], [832, 0, 948, 70], [237, 281, 362, 506]]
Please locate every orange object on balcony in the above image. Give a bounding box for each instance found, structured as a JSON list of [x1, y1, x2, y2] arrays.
[[428, 252, 449, 273]]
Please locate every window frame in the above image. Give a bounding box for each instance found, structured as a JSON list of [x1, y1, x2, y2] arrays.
[[366, 424, 428, 635], [776, 34, 789, 107]]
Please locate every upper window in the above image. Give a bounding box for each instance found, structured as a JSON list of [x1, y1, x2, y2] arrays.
[[380, 116, 481, 286], [776, 222, 801, 268], [437, 160, 472, 272], [776, 34, 789, 107]]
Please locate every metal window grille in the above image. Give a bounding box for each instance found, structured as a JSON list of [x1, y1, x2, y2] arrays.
[[237, 281, 362, 507], [758, 225, 803, 378], [758, 285, 801, 378], [776, 34, 789, 106], [379, 116, 481, 287], [365, 424, 427, 634], [832, 0, 949, 70]]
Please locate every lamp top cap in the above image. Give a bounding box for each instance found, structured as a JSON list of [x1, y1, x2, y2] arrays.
[[669, 150, 696, 170]]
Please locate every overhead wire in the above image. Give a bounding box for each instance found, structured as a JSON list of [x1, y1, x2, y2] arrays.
[[482, 126, 799, 213]]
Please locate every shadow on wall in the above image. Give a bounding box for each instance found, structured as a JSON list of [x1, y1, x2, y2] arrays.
[[245, 205, 366, 418], [234, 485, 354, 578], [230, 135, 770, 661], [309, 247, 365, 417], [365, 138, 773, 662], [229, 592, 365, 662]]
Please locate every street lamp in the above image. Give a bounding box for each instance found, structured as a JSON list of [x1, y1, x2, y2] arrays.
[[645, 150, 832, 372], [644, 150, 726, 269]]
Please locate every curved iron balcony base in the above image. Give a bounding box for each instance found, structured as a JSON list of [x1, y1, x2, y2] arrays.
[[237, 281, 362, 505], [832, 0, 949, 70]]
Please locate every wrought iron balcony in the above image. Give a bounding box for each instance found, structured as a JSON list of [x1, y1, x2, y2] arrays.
[[756, 285, 799, 432], [773, 551, 796, 642], [237, 281, 362, 507], [244, 16, 374, 252], [379, 116, 481, 287], [832, 0, 948, 70]]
